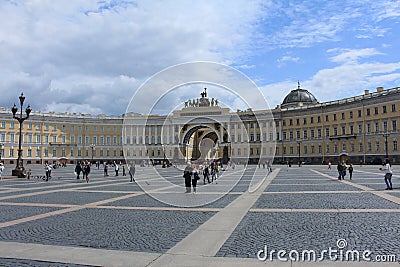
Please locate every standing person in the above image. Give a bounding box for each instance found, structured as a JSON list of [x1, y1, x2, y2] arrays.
[[122, 165, 126, 176], [75, 162, 82, 179], [337, 162, 342, 180], [341, 161, 347, 180], [380, 159, 393, 190], [348, 164, 354, 180], [183, 164, 192, 193], [114, 161, 119, 176], [104, 163, 109, 177], [0, 163, 4, 180], [44, 164, 51, 181], [129, 162, 136, 182], [191, 167, 200, 193], [203, 165, 210, 184], [328, 161, 332, 169], [84, 160, 91, 183], [267, 161, 272, 173]]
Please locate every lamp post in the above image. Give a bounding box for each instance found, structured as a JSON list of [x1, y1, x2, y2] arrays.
[[11, 93, 31, 177], [297, 140, 301, 167], [383, 132, 390, 160], [0, 143, 4, 162], [90, 144, 95, 163]]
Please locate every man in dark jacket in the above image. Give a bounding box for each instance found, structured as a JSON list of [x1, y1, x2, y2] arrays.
[[183, 164, 193, 193]]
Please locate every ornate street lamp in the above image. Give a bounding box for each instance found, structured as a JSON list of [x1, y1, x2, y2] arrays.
[[11, 93, 31, 177], [90, 144, 95, 162], [297, 140, 302, 167], [383, 131, 390, 160], [0, 143, 4, 162]]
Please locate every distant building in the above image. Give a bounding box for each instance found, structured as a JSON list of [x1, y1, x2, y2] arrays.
[[0, 85, 399, 165]]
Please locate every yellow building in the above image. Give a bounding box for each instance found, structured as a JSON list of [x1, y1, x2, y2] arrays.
[[0, 85, 399, 166]]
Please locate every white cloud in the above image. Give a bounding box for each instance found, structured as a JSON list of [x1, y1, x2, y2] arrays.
[[0, 0, 267, 115], [328, 48, 384, 64]]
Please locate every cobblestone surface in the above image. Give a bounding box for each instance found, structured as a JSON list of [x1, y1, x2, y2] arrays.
[[4, 191, 130, 205], [264, 184, 361, 192], [102, 193, 239, 208], [0, 205, 61, 223], [217, 211, 400, 260], [0, 257, 98, 267], [0, 208, 215, 253], [253, 192, 400, 209]]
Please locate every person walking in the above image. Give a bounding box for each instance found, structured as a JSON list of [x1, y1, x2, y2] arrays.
[[0, 163, 4, 180], [104, 163, 109, 177], [84, 160, 91, 183], [348, 164, 354, 180], [129, 162, 136, 182], [191, 168, 200, 193], [75, 162, 82, 179], [203, 165, 210, 184], [337, 162, 342, 180], [114, 161, 119, 176], [183, 164, 193, 193], [380, 159, 393, 190], [328, 161, 332, 169], [122, 165, 126, 176]]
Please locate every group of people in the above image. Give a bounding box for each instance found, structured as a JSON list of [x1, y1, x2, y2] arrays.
[[183, 161, 224, 193], [330, 159, 394, 190], [103, 161, 135, 182], [335, 161, 354, 180], [74, 160, 91, 183]]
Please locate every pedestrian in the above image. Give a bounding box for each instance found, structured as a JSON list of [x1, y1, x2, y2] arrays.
[[27, 169, 32, 179], [341, 161, 347, 180], [183, 164, 192, 193], [122, 165, 126, 176], [129, 162, 136, 182], [328, 161, 331, 169], [104, 164, 109, 177], [114, 161, 119, 176], [267, 161, 272, 173], [203, 165, 210, 184], [84, 161, 91, 183], [45, 163, 51, 181], [191, 168, 200, 193], [337, 162, 342, 180], [0, 163, 4, 180], [348, 164, 353, 180], [75, 162, 82, 179], [380, 159, 393, 190]]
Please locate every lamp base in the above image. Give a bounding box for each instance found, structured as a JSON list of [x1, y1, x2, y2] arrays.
[[12, 169, 26, 178]]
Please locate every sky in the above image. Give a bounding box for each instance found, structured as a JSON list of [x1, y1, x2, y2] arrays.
[[0, 0, 399, 116]]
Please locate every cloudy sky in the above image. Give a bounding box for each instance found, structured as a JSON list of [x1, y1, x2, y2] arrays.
[[0, 0, 399, 115]]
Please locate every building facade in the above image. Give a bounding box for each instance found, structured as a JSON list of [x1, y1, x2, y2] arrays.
[[0, 85, 399, 165]]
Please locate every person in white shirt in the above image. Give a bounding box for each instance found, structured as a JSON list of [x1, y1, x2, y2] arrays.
[[0, 163, 4, 180], [380, 159, 393, 190]]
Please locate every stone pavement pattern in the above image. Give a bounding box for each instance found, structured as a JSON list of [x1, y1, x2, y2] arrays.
[[0, 164, 399, 266]]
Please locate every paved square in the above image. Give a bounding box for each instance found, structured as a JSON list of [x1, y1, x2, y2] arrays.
[[0, 164, 399, 266]]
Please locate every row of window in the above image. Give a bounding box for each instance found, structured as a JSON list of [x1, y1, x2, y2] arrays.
[[280, 120, 397, 140], [0, 133, 122, 145], [281, 104, 397, 127], [276, 140, 398, 155], [0, 122, 120, 132], [1, 148, 123, 158]]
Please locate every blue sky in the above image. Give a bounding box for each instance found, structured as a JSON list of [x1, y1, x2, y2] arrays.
[[0, 0, 399, 115]]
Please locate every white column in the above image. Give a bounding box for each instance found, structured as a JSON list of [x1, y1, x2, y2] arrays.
[[228, 123, 231, 142], [136, 126, 139, 145], [241, 123, 244, 143], [142, 126, 146, 145]]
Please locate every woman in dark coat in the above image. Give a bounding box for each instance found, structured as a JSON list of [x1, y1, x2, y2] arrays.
[[183, 164, 193, 193]]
